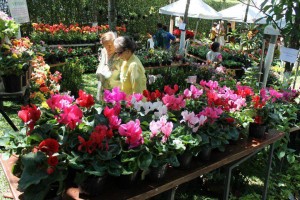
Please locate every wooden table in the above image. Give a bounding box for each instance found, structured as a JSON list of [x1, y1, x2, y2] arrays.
[[0, 132, 284, 200]]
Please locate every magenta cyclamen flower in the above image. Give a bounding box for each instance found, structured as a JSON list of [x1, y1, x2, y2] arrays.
[[118, 119, 144, 148], [57, 105, 83, 130], [47, 94, 74, 111], [103, 87, 127, 104], [199, 107, 223, 123], [269, 88, 283, 102]]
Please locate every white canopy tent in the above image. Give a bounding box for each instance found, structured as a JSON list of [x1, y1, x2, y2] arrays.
[[159, 0, 222, 20], [218, 0, 286, 27]]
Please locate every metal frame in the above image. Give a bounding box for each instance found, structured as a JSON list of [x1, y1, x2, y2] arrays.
[[223, 143, 275, 200]]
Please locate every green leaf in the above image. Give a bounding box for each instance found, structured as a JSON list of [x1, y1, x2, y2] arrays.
[[278, 151, 285, 159], [287, 154, 295, 163], [18, 152, 48, 191], [137, 152, 152, 170]]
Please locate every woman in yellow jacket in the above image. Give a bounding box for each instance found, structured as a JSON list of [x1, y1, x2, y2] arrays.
[[113, 36, 147, 95]]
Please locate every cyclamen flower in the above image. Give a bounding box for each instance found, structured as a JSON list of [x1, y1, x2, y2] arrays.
[[90, 125, 113, 150], [38, 138, 59, 156], [78, 136, 95, 154], [269, 88, 283, 102], [143, 89, 162, 101], [199, 107, 223, 123], [46, 94, 74, 111], [118, 119, 144, 148], [183, 85, 203, 99], [200, 80, 219, 90], [162, 94, 186, 111], [235, 85, 254, 98], [103, 87, 126, 104], [18, 104, 41, 134], [181, 110, 207, 132], [75, 90, 95, 109], [164, 84, 179, 95], [149, 116, 173, 143], [57, 105, 83, 130]]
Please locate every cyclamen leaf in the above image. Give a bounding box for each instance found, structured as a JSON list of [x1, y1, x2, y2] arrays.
[[138, 152, 152, 170], [18, 152, 48, 191]]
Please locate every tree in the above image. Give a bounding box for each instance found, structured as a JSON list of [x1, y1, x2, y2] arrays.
[[259, 0, 299, 72], [108, 0, 116, 32]]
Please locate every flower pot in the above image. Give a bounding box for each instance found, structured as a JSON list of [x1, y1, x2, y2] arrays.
[[117, 171, 139, 189], [78, 175, 107, 197], [148, 164, 168, 182], [249, 123, 266, 139], [177, 151, 193, 169], [198, 147, 212, 161], [2, 75, 22, 93]]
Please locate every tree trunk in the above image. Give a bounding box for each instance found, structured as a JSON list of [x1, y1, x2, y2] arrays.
[[108, 0, 116, 32]]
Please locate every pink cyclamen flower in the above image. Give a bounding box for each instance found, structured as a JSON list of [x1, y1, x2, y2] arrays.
[[47, 94, 74, 112], [57, 105, 83, 130], [118, 119, 144, 148], [162, 94, 186, 111]]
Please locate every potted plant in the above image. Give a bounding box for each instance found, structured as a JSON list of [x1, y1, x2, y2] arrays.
[[0, 11, 19, 42], [0, 38, 33, 92]]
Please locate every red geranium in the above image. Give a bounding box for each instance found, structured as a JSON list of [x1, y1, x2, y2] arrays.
[[39, 138, 59, 156]]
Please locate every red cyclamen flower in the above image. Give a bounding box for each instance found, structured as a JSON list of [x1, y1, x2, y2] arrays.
[[38, 138, 59, 156], [76, 90, 95, 109]]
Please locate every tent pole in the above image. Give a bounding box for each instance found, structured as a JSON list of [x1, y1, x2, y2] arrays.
[[170, 16, 174, 33], [258, 38, 266, 83], [179, 0, 190, 54], [193, 19, 200, 41]]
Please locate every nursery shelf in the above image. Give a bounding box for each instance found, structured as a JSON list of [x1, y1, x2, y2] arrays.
[[145, 63, 190, 70], [186, 53, 206, 62], [48, 43, 100, 48]]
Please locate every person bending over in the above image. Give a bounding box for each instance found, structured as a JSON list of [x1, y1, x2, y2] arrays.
[[114, 36, 147, 95]]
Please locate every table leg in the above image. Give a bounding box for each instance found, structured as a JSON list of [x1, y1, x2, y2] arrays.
[[223, 150, 259, 200], [262, 143, 275, 200], [0, 108, 19, 132], [166, 186, 178, 200]]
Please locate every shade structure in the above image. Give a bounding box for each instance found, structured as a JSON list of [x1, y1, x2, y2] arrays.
[[218, 1, 266, 23], [159, 0, 222, 20]]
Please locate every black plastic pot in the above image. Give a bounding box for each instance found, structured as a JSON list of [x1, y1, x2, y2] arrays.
[[249, 123, 266, 139], [177, 151, 193, 169], [78, 175, 107, 197], [148, 164, 168, 182]]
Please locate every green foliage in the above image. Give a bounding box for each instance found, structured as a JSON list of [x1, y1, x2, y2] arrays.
[[59, 58, 84, 95]]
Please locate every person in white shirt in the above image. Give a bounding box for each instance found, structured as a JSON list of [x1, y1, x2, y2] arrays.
[[146, 33, 154, 49], [206, 42, 222, 66]]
